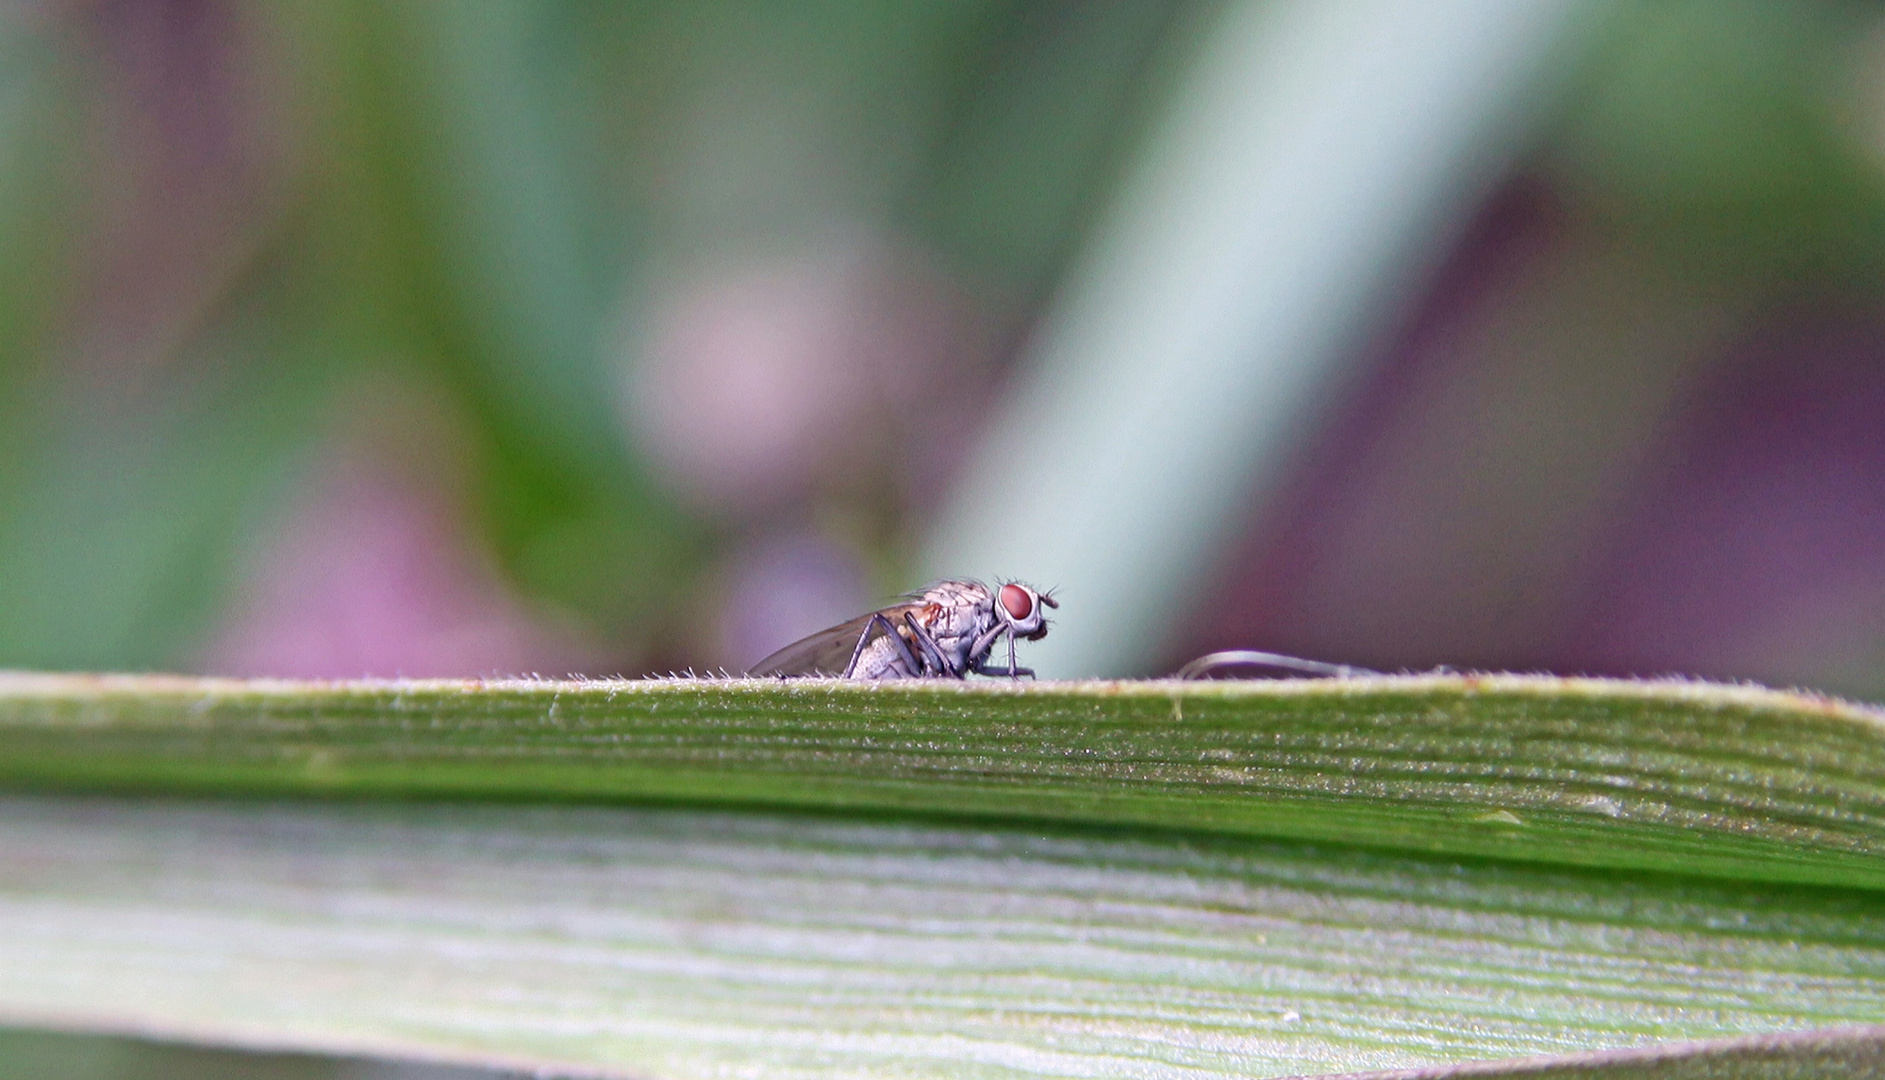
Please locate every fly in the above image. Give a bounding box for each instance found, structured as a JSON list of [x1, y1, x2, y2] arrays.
[[748, 579, 1057, 680]]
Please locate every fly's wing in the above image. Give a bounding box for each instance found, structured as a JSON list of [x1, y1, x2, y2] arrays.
[[746, 606, 919, 677]]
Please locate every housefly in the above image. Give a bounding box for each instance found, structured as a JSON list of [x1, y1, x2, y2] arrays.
[[748, 579, 1057, 680]]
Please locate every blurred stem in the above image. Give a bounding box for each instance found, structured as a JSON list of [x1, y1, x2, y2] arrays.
[[924, 0, 1606, 676]]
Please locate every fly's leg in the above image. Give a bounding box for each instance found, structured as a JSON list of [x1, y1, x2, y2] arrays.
[[968, 628, 1034, 679], [880, 615, 927, 677], [973, 663, 1036, 679], [967, 623, 1007, 665], [843, 613, 923, 678], [901, 612, 954, 677], [841, 616, 884, 678]]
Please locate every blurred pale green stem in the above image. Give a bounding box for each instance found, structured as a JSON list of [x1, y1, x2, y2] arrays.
[[924, 0, 1601, 676]]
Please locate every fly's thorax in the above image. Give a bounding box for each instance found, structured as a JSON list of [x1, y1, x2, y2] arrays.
[[914, 580, 1000, 670]]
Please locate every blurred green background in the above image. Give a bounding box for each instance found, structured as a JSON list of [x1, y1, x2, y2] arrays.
[[0, 0, 1191, 682], [2, 0, 1884, 687]]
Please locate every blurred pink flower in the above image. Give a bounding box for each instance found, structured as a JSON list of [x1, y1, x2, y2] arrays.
[[624, 237, 979, 515], [200, 400, 590, 679]]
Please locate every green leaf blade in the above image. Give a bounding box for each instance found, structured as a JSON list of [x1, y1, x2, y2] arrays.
[[3, 672, 1883, 1076], [0, 674, 1880, 891]]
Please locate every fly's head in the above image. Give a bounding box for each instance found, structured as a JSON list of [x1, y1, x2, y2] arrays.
[[995, 582, 1057, 642]]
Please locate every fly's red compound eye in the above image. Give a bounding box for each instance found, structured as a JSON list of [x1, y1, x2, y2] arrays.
[[998, 583, 1034, 622]]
